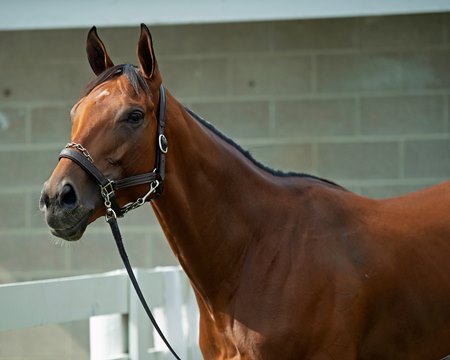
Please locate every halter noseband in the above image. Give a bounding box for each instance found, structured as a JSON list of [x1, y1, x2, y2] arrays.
[[58, 84, 168, 220]]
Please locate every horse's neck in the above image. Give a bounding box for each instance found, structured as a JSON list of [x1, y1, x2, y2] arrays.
[[151, 96, 272, 308]]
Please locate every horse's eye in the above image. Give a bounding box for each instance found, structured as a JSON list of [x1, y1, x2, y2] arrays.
[[127, 110, 144, 124]]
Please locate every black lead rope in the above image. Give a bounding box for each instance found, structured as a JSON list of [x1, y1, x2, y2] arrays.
[[107, 215, 182, 360]]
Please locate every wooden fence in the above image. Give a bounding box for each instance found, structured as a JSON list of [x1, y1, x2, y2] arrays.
[[0, 266, 201, 360]]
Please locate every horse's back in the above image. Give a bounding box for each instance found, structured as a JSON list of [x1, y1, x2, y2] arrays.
[[353, 180, 450, 359], [199, 178, 450, 359], [277, 178, 450, 359]]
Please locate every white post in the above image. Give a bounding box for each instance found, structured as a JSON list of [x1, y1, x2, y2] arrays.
[[128, 268, 153, 360], [162, 269, 186, 359], [185, 281, 201, 360], [89, 314, 128, 360]]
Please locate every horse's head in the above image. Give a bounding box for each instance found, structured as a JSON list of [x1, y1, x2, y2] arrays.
[[40, 24, 163, 241]]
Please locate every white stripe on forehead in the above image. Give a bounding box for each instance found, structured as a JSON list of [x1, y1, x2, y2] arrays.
[[95, 89, 110, 101]]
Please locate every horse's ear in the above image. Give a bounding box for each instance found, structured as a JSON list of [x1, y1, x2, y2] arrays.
[[86, 26, 114, 76], [137, 24, 157, 79]]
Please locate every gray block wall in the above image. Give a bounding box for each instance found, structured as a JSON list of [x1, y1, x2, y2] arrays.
[[1, 13, 450, 358]]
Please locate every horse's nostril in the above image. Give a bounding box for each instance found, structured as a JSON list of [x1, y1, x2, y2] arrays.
[[40, 191, 50, 210], [60, 183, 78, 209]]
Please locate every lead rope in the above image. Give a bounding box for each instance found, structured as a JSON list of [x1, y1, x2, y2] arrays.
[[106, 211, 182, 360]]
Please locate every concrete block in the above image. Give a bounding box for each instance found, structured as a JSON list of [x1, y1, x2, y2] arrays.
[[360, 182, 438, 199], [160, 58, 229, 98], [0, 149, 58, 187], [88, 27, 137, 63], [316, 53, 401, 93], [69, 231, 153, 272], [249, 143, 314, 174], [271, 18, 356, 51], [402, 50, 450, 90], [274, 98, 356, 137], [0, 193, 26, 229], [0, 28, 86, 64], [231, 55, 312, 95], [317, 141, 399, 180], [360, 95, 444, 135], [31, 105, 72, 143], [358, 14, 444, 50], [340, 184, 362, 195], [446, 13, 450, 46], [0, 233, 68, 276], [153, 22, 270, 55], [150, 232, 181, 267], [404, 139, 450, 178], [189, 100, 270, 139], [88, 22, 270, 60], [0, 31, 21, 64], [0, 62, 91, 102], [0, 107, 27, 144], [0, 321, 89, 360]]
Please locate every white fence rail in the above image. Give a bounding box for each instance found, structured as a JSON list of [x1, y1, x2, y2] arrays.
[[0, 267, 201, 360]]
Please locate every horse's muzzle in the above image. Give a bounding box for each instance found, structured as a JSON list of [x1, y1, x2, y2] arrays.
[[39, 181, 93, 241]]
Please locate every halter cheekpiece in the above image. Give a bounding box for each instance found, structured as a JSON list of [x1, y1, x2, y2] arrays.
[[58, 84, 168, 221], [57, 84, 181, 360]]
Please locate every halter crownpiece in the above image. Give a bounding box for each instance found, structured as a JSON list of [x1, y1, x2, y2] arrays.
[[58, 84, 167, 220]]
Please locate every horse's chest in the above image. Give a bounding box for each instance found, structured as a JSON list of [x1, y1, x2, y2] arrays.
[[201, 316, 299, 360]]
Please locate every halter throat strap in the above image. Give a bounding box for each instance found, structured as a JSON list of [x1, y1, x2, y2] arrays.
[[58, 84, 168, 218]]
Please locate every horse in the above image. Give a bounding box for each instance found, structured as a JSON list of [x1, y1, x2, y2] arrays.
[[40, 24, 450, 359]]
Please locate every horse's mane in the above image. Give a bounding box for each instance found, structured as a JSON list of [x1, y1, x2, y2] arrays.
[[85, 64, 342, 188], [185, 108, 342, 188]]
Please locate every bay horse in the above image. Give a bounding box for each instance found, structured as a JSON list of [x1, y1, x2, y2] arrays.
[[40, 24, 450, 359]]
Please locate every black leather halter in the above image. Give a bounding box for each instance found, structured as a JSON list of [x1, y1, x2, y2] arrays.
[[58, 84, 181, 360], [59, 83, 168, 219]]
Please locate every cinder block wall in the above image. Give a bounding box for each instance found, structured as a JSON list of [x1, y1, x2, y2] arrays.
[[1, 13, 450, 358]]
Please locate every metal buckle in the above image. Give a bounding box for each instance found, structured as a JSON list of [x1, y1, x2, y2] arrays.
[[100, 180, 115, 199]]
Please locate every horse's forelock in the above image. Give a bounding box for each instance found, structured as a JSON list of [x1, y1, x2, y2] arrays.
[[82, 64, 149, 97]]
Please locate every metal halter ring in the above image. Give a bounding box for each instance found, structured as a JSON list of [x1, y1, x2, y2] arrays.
[[158, 134, 168, 154]]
